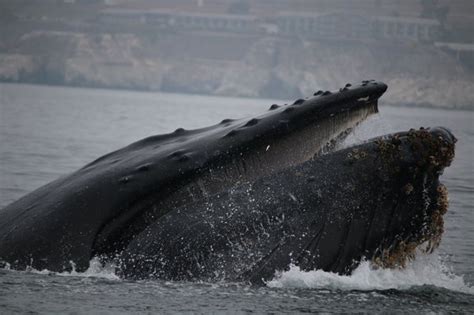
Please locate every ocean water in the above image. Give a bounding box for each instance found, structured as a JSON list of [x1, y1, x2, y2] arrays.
[[0, 83, 473, 313]]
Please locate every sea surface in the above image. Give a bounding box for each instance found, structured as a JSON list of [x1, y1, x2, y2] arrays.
[[0, 83, 473, 314]]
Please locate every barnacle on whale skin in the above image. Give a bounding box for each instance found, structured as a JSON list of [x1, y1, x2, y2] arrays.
[[372, 241, 419, 269], [371, 182, 450, 269], [371, 129, 454, 270]]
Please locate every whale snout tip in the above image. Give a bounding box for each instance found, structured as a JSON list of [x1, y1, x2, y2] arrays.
[[429, 127, 457, 145], [407, 127, 457, 169], [425, 127, 457, 167]]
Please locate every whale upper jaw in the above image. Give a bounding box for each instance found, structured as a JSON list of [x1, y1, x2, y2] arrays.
[[0, 80, 388, 273], [91, 81, 389, 257]]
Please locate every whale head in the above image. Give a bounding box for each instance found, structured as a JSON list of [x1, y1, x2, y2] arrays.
[[289, 127, 457, 277], [1, 81, 457, 285], [115, 126, 456, 284]]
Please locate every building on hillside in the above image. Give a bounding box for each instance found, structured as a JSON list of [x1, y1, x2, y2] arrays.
[[169, 12, 258, 33], [434, 42, 474, 69], [372, 16, 440, 42], [99, 8, 259, 32], [99, 8, 442, 42], [274, 13, 372, 39]]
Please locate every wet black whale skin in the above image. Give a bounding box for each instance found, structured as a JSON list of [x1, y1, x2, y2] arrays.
[[6, 82, 453, 283]]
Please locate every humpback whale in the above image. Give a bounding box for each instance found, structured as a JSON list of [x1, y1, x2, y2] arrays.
[[0, 81, 456, 284]]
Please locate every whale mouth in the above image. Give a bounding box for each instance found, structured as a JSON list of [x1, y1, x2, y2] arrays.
[[94, 86, 457, 278], [0, 81, 458, 283], [91, 81, 388, 258], [114, 125, 457, 283], [282, 126, 458, 278], [368, 127, 456, 269], [371, 181, 449, 269]]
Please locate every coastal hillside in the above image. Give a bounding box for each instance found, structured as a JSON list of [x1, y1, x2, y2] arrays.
[[1, 0, 473, 109]]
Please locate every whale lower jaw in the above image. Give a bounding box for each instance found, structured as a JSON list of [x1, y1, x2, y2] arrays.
[[92, 97, 381, 258], [371, 182, 448, 269]]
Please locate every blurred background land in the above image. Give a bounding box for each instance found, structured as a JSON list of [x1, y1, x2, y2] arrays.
[[1, 0, 473, 109]]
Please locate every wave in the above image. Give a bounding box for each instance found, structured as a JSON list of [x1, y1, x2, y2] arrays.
[[267, 252, 473, 294], [2, 257, 120, 281], [2, 252, 472, 295]]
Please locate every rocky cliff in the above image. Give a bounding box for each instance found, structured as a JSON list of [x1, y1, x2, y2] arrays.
[[1, 30, 472, 110]]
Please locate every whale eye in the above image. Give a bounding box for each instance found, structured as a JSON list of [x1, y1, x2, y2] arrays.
[[269, 104, 280, 110]]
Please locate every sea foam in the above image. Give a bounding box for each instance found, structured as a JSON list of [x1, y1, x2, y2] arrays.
[[24, 257, 120, 281], [267, 252, 473, 294]]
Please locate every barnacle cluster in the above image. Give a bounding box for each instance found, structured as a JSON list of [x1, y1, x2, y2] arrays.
[[406, 127, 456, 170], [346, 148, 368, 162], [371, 127, 455, 270], [375, 182, 448, 269], [374, 134, 403, 175], [372, 182, 449, 269], [375, 127, 456, 175]]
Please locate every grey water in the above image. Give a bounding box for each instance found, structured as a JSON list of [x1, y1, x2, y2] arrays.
[[0, 83, 473, 313]]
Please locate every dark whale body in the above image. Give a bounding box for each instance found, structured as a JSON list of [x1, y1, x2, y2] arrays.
[[118, 127, 455, 284], [0, 81, 456, 284]]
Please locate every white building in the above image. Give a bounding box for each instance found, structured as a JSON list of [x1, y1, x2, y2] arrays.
[[373, 16, 440, 42]]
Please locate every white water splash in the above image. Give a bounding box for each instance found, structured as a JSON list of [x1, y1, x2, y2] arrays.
[[341, 114, 392, 148], [3, 253, 472, 295], [26, 257, 120, 281], [267, 253, 473, 294]]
